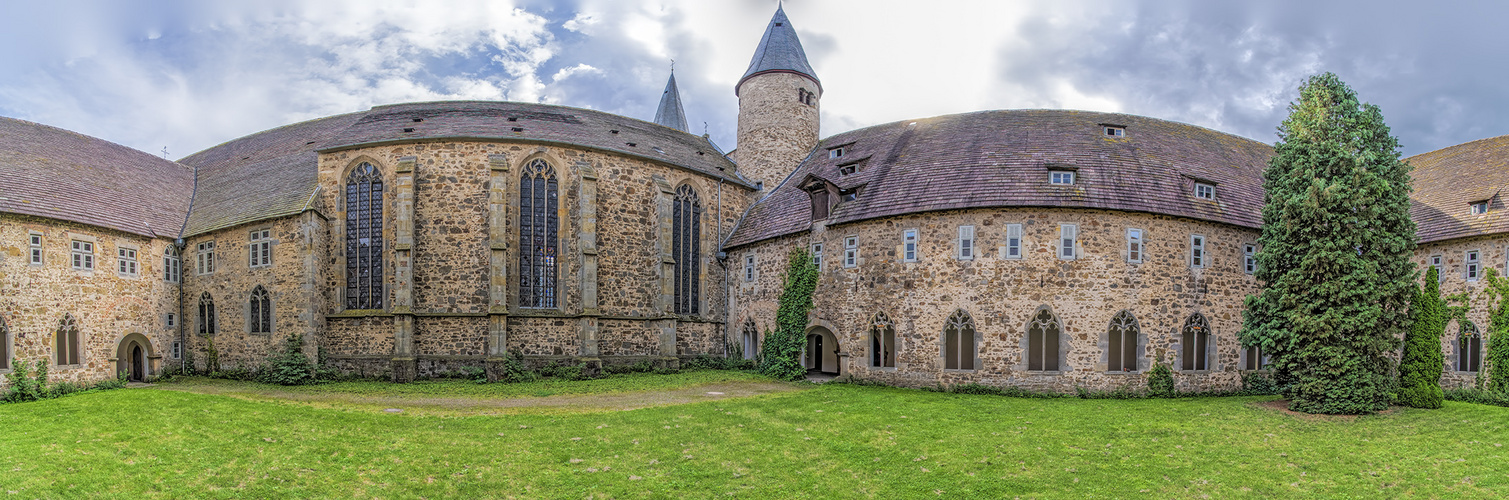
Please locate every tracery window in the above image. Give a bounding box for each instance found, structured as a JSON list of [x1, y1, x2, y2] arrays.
[[198, 292, 217, 337], [55, 314, 80, 365], [870, 312, 896, 368], [250, 286, 272, 334], [1459, 321, 1482, 372], [345, 162, 385, 309], [1107, 311, 1139, 372], [741, 319, 758, 360], [1182, 313, 1211, 371], [1027, 308, 1061, 371], [519, 159, 559, 308], [673, 184, 702, 315], [943, 310, 975, 370], [163, 246, 181, 283]]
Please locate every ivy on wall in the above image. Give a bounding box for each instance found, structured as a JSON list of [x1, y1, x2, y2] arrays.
[[759, 248, 818, 381]]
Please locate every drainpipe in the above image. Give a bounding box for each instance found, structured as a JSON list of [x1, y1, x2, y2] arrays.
[[174, 238, 186, 374], [716, 178, 729, 357]]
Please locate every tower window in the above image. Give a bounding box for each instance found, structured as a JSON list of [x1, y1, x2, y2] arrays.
[[1050, 171, 1075, 185], [797, 88, 816, 106]]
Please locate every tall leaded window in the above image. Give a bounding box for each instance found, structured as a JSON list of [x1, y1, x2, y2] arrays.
[[56, 314, 80, 365], [250, 286, 272, 334], [345, 162, 385, 309], [198, 292, 217, 337], [164, 246, 181, 283], [673, 184, 702, 315], [1459, 321, 1482, 372], [520, 159, 559, 308], [871, 312, 896, 368], [1107, 311, 1139, 372], [1027, 308, 1061, 371], [1243, 345, 1266, 370], [1182, 313, 1211, 371], [741, 319, 758, 360], [943, 310, 975, 370]]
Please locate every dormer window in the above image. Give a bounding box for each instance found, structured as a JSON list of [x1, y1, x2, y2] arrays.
[[830, 147, 844, 159], [1050, 171, 1075, 185], [1103, 125, 1126, 137], [839, 188, 858, 203], [1195, 183, 1215, 200], [1471, 201, 1489, 215]]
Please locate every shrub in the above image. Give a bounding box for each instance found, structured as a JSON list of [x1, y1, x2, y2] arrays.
[[211, 367, 257, 381], [49, 381, 84, 398], [1147, 362, 1175, 398], [1398, 266, 1447, 408], [540, 362, 590, 381], [1444, 387, 1509, 408], [3, 360, 46, 403], [1076, 386, 1145, 399], [259, 333, 315, 386], [496, 351, 540, 383], [461, 366, 487, 384], [1241, 371, 1281, 396]]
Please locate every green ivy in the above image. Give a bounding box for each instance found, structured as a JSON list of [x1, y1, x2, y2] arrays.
[[1476, 268, 1509, 393], [759, 248, 818, 381], [1398, 266, 1446, 408]]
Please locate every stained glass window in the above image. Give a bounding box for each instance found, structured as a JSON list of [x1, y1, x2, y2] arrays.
[[345, 162, 384, 309], [520, 159, 559, 308], [673, 184, 702, 315]]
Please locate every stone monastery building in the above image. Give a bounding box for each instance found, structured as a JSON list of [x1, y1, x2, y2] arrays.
[[0, 8, 1501, 391]]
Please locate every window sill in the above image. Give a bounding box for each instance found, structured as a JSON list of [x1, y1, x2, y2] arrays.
[[942, 368, 978, 373], [1105, 370, 1140, 375], [869, 366, 898, 371], [1024, 370, 1064, 375], [329, 309, 392, 318], [54, 364, 83, 370], [1180, 370, 1214, 374], [249, 332, 274, 336]]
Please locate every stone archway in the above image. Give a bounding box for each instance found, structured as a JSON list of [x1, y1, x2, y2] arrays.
[[804, 326, 840, 375], [115, 333, 155, 382]]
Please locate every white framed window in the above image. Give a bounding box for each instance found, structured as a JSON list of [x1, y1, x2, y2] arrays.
[[1126, 228, 1143, 263], [196, 241, 216, 275], [1104, 126, 1125, 137], [812, 243, 823, 271], [171, 341, 182, 360], [1430, 254, 1443, 280], [70, 240, 94, 270], [1005, 224, 1023, 259], [1466, 250, 1481, 281], [166, 313, 176, 328], [1190, 234, 1206, 268], [249, 229, 272, 268], [117, 246, 139, 276], [903, 229, 918, 262], [829, 147, 845, 159], [164, 246, 182, 283], [958, 225, 976, 260], [1244, 244, 1257, 274], [29, 232, 43, 265], [1050, 171, 1075, 185], [1194, 183, 1215, 200], [1059, 224, 1077, 260], [843, 236, 858, 268], [1471, 201, 1488, 215], [744, 254, 756, 282]]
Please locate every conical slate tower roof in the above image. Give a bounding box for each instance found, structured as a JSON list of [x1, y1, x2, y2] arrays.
[[736, 5, 819, 95], [653, 73, 689, 132]]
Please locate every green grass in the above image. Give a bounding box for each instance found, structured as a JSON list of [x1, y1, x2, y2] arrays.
[[1, 377, 1506, 498], [165, 370, 771, 399]]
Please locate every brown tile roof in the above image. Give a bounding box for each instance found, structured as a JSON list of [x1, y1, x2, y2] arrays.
[[1407, 134, 1509, 243], [724, 110, 1274, 248], [0, 116, 192, 238]]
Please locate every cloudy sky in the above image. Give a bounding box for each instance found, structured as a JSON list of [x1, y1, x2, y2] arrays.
[[0, 0, 1504, 160]]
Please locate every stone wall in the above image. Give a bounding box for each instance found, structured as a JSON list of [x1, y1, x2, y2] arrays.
[[735, 72, 820, 192], [728, 207, 1264, 393], [1416, 235, 1507, 389], [0, 213, 180, 387]]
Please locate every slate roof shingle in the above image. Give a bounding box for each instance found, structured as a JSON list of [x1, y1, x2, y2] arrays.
[[736, 5, 819, 95], [1406, 134, 1509, 243], [724, 110, 1274, 249]]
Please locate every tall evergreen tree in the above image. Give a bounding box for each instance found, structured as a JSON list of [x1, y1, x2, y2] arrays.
[[1398, 267, 1445, 408], [1240, 72, 1417, 414]]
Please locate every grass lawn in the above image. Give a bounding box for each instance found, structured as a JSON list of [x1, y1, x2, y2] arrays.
[[0, 373, 1505, 498]]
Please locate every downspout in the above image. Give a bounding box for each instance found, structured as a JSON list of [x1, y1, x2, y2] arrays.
[[175, 164, 200, 374], [717, 178, 727, 357]]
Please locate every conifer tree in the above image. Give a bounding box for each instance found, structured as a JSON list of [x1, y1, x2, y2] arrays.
[[1398, 266, 1445, 408], [1240, 72, 1417, 414]]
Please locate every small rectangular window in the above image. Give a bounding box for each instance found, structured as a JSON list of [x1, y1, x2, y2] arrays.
[[197, 241, 216, 275], [1104, 126, 1125, 137], [171, 341, 182, 360], [71, 240, 94, 270], [844, 236, 858, 268], [744, 254, 756, 282], [903, 229, 918, 262], [164, 247, 181, 283], [1059, 224, 1077, 260], [166, 313, 176, 328], [812, 243, 823, 271], [1190, 235, 1206, 268], [1127, 228, 1143, 263], [249, 229, 272, 268], [117, 247, 138, 276], [29, 233, 43, 265], [1005, 224, 1023, 259], [958, 226, 975, 260], [1466, 250, 1481, 280], [829, 147, 844, 159], [1244, 244, 1257, 275], [1194, 183, 1215, 200], [1471, 201, 1488, 215], [1050, 171, 1075, 185], [1430, 254, 1443, 281]]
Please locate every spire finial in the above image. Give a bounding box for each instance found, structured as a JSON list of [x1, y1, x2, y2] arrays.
[[670, 58, 675, 73]]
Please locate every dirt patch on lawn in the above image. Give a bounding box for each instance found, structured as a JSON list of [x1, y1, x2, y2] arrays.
[[156, 379, 803, 416], [1250, 399, 1401, 421]]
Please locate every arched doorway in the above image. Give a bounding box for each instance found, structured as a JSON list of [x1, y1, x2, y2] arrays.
[[804, 326, 840, 375], [115, 333, 155, 382]]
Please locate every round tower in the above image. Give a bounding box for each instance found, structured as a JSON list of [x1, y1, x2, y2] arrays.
[[735, 5, 821, 193]]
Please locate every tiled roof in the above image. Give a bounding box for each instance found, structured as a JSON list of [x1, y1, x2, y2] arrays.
[[654, 73, 689, 132], [318, 101, 741, 185], [1406, 134, 1509, 243], [725, 110, 1274, 248], [178, 113, 364, 237], [736, 5, 819, 96], [0, 116, 191, 238]]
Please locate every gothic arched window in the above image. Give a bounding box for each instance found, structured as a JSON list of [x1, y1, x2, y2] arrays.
[[250, 286, 272, 334], [673, 184, 702, 315], [1459, 321, 1482, 372], [520, 159, 559, 308], [1107, 310, 1139, 372], [871, 312, 896, 368], [56, 314, 80, 365], [943, 310, 975, 370], [1182, 313, 1211, 371], [198, 292, 217, 337], [1027, 308, 1061, 371], [163, 245, 181, 283], [345, 162, 385, 310], [741, 319, 759, 360]]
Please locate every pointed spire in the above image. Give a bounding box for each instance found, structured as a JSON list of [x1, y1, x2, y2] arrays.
[[737, 5, 820, 96], [653, 72, 689, 132]]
